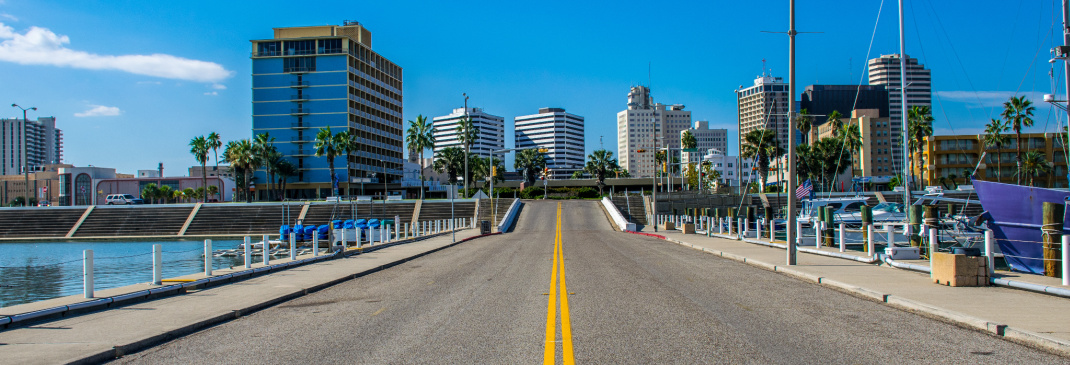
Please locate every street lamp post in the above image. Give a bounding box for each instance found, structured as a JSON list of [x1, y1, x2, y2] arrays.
[[462, 93, 470, 199], [12, 104, 36, 207]]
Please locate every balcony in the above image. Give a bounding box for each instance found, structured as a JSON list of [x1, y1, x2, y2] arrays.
[[290, 137, 313, 143], [291, 149, 315, 157], [290, 81, 309, 88], [290, 94, 309, 102], [290, 108, 310, 116], [290, 122, 311, 129]]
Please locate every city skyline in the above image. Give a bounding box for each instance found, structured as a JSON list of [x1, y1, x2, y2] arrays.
[[0, 1, 1065, 175]]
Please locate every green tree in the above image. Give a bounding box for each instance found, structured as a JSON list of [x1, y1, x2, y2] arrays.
[[189, 135, 210, 202], [514, 148, 547, 186], [740, 129, 779, 191], [796, 108, 814, 145], [456, 117, 479, 197], [473, 156, 505, 186], [314, 126, 342, 196], [433, 147, 466, 185], [335, 130, 359, 195], [206, 185, 219, 202], [141, 183, 159, 204], [1001, 95, 1036, 185], [405, 115, 436, 199], [158, 185, 174, 204], [1021, 150, 1052, 187], [224, 139, 258, 203], [680, 130, 697, 150], [253, 132, 277, 200], [826, 110, 844, 137], [207, 131, 222, 198], [275, 159, 297, 200], [812, 137, 853, 190], [583, 149, 620, 195], [907, 105, 934, 187], [838, 122, 863, 180], [181, 187, 196, 203], [983, 118, 1010, 181]]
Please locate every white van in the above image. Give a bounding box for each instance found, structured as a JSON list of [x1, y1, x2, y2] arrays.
[[105, 194, 143, 205]]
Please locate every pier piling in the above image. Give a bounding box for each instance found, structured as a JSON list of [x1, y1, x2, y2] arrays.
[[244, 236, 251, 269], [204, 240, 212, 276], [1043, 202, 1064, 278], [84, 249, 94, 298], [152, 244, 162, 285], [262, 235, 270, 265]]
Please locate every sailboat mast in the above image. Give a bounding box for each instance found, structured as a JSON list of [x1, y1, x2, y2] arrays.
[[786, 0, 797, 265], [1063, 0, 1070, 171], [899, 0, 912, 208]]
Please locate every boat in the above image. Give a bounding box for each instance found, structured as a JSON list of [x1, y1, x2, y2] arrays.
[[972, 179, 1070, 274]]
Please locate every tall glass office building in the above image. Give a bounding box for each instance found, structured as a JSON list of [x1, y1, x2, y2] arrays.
[[251, 21, 403, 199]]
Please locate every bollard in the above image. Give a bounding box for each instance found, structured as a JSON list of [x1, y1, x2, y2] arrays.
[[1063, 235, 1069, 286], [718, 217, 724, 234], [928, 225, 938, 259], [796, 219, 802, 246], [84, 249, 94, 298], [244, 236, 252, 269], [867, 224, 875, 257], [769, 219, 776, 242], [290, 233, 296, 261], [861, 206, 873, 252], [152, 244, 162, 285], [909, 205, 923, 248], [756, 218, 762, 240], [984, 230, 994, 276], [822, 206, 835, 247], [887, 224, 895, 247], [405, 223, 410, 239], [313, 235, 319, 257], [839, 222, 846, 253], [204, 239, 213, 276], [263, 235, 271, 265], [815, 221, 823, 248]]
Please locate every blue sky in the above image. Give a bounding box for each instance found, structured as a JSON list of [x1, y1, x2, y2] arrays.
[[0, 0, 1066, 175]]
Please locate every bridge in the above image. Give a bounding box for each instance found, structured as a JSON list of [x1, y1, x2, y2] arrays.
[[0, 200, 1067, 363]]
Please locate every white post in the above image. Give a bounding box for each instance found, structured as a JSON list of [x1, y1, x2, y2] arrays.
[[838, 222, 846, 253], [404, 223, 410, 239], [1062, 235, 1069, 286], [356, 227, 363, 249], [815, 221, 823, 248], [290, 233, 296, 260], [204, 239, 212, 276], [928, 225, 938, 258], [244, 236, 252, 269], [756, 219, 762, 240], [769, 219, 776, 242], [796, 219, 802, 246], [983, 230, 994, 275], [886, 224, 895, 247], [84, 249, 94, 298], [867, 225, 875, 257], [152, 244, 162, 285], [313, 235, 319, 257], [263, 234, 270, 265], [395, 215, 400, 238]]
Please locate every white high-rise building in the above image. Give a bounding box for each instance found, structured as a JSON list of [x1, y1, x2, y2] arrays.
[[702, 149, 755, 188], [432, 107, 505, 158], [515, 108, 585, 179], [680, 121, 728, 164], [736, 75, 791, 153], [617, 85, 692, 178], [0, 116, 62, 176], [868, 54, 931, 163]]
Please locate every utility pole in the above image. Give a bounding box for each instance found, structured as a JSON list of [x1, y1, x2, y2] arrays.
[[786, 0, 798, 264], [898, 0, 912, 214], [462, 93, 470, 199]]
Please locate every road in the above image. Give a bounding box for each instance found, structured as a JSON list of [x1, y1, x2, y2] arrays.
[[117, 200, 1065, 364]]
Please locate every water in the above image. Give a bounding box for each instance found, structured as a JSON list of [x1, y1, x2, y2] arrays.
[[0, 239, 249, 308]]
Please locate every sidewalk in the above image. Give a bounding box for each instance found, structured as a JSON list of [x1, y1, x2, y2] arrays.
[[649, 229, 1070, 356], [0, 229, 486, 364]]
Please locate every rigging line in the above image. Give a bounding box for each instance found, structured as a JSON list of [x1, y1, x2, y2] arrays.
[[991, 1, 1028, 119], [850, 0, 885, 114], [1013, 8, 1054, 98]]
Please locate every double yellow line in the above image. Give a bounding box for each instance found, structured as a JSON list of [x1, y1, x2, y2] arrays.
[[544, 202, 575, 364]]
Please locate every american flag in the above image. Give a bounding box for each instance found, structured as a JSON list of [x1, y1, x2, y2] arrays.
[[795, 179, 812, 200]]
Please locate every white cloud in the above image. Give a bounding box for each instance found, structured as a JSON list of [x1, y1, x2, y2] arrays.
[[0, 22, 233, 83], [0, 13, 17, 22], [204, 91, 218, 96], [74, 105, 121, 117], [211, 83, 226, 90], [136, 80, 161, 85], [935, 90, 1050, 108]]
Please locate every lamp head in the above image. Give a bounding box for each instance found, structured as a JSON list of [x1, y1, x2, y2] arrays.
[[11, 103, 16, 107], [30, 107, 36, 111]]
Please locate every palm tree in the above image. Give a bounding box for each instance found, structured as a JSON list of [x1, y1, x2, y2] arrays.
[[225, 139, 258, 203], [813, 137, 854, 191], [514, 148, 547, 186], [983, 118, 1011, 182], [796, 108, 814, 145], [405, 115, 435, 199], [158, 185, 174, 204], [433, 147, 466, 185], [456, 117, 479, 197], [907, 106, 934, 187], [740, 129, 779, 191], [189, 135, 210, 202], [314, 127, 341, 196], [332, 130, 358, 195], [1021, 150, 1052, 187], [838, 122, 863, 180], [207, 131, 222, 198], [275, 160, 297, 200], [181, 187, 196, 203], [583, 149, 621, 195], [253, 133, 277, 200], [680, 130, 697, 150], [206, 185, 219, 202], [141, 183, 159, 204], [1002, 95, 1036, 185], [826, 110, 844, 137], [473, 156, 504, 187]]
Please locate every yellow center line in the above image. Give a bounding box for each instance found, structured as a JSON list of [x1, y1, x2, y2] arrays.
[[544, 202, 575, 364]]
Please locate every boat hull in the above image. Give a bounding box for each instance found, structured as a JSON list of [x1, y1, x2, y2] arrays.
[[973, 179, 1070, 274]]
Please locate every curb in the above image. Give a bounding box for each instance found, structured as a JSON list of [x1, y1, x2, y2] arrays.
[[57, 231, 502, 364], [639, 232, 1070, 357]]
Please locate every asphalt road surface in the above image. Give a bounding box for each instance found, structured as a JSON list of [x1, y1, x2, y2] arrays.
[[117, 200, 1066, 364]]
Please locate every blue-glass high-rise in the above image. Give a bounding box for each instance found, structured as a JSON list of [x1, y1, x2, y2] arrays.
[[251, 22, 403, 199]]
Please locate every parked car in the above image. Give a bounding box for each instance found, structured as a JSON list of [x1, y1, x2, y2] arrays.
[[37, 200, 50, 207], [105, 194, 143, 205]]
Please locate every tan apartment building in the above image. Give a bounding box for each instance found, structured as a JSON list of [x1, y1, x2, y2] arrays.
[[813, 109, 898, 188], [0, 164, 70, 205], [920, 132, 1068, 188]]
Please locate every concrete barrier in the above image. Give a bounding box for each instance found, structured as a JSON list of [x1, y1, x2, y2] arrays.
[[601, 197, 636, 231], [497, 198, 522, 233]]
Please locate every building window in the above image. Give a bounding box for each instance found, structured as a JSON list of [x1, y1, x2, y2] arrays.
[[284, 57, 316, 73], [257, 41, 280, 56], [319, 39, 342, 54], [284, 40, 315, 55], [75, 173, 91, 206]]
